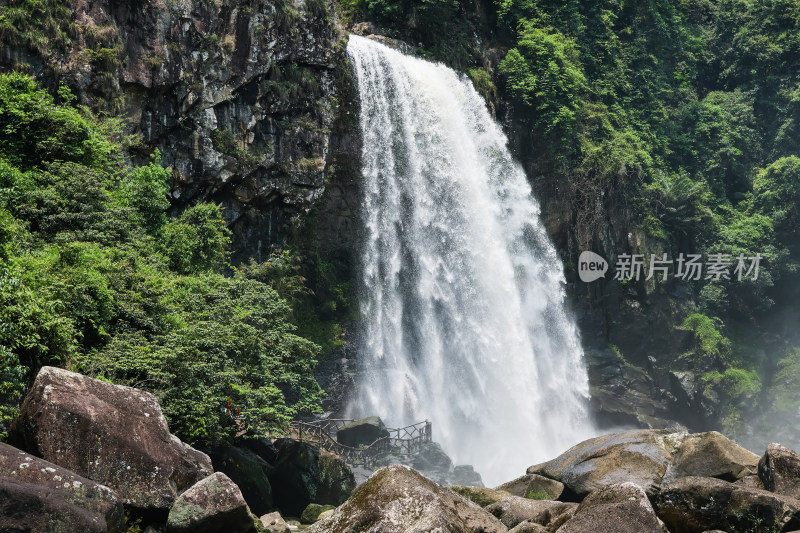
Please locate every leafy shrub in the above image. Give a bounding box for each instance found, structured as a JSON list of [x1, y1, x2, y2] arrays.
[[161, 203, 231, 274]]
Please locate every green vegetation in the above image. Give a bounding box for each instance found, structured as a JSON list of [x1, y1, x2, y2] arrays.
[[0, 73, 323, 443]]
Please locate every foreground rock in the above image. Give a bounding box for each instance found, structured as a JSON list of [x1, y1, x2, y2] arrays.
[[166, 472, 259, 533], [260, 512, 290, 533], [496, 474, 565, 500], [10, 367, 212, 512], [336, 416, 390, 447], [656, 476, 800, 532], [528, 430, 757, 498], [759, 443, 800, 499], [450, 485, 512, 507], [508, 522, 550, 533], [485, 496, 576, 529], [662, 431, 759, 483], [0, 442, 124, 533], [0, 477, 119, 533], [557, 482, 665, 533], [305, 465, 506, 533], [268, 438, 356, 516]]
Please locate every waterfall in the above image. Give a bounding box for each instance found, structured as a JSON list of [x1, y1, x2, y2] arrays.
[[347, 34, 595, 485]]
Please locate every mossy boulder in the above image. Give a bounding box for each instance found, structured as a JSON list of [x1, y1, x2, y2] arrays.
[[300, 503, 335, 524], [558, 483, 663, 533], [450, 485, 512, 507], [305, 465, 506, 533], [496, 473, 565, 500], [656, 476, 800, 533]]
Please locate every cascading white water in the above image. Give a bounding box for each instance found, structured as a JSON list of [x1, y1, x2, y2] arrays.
[[347, 34, 595, 485]]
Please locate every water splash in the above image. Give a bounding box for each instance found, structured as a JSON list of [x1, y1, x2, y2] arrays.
[[347, 34, 595, 485]]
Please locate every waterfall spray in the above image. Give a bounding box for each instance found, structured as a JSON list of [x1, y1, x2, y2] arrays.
[[347, 34, 595, 485]]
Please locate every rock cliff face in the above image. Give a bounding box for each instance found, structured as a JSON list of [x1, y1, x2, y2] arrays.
[[0, 0, 360, 266]]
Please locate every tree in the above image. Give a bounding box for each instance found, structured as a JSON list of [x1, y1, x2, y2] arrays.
[[161, 203, 231, 274], [117, 151, 171, 235]]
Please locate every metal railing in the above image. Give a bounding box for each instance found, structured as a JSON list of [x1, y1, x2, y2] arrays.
[[284, 418, 432, 468]]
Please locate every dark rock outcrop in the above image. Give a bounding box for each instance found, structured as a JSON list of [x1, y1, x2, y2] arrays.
[[557, 482, 665, 533], [759, 443, 800, 499], [305, 464, 506, 533], [656, 476, 800, 533], [267, 437, 355, 517], [206, 445, 273, 516], [336, 416, 390, 448], [10, 366, 212, 512], [451, 464, 485, 487], [0, 0, 360, 267], [166, 472, 259, 533], [411, 441, 455, 480]]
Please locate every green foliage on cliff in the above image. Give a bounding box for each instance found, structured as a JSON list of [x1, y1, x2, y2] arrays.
[[0, 73, 323, 443]]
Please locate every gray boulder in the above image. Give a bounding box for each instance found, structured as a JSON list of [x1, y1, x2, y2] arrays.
[[260, 511, 290, 533], [656, 476, 800, 533], [451, 464, 485, 487], [735, 474, 766, 489], [305, 465, 506, 533], [662, 431, 758, 483], [485, 496, 577, 529], [528, 430, 679, 497], [336, 416, 390, 448], [496, 473, 565, 500], [557, 482, 665, 533], [166, 472, 258, 533], [528, 430, 758, 499], [300, 503, 335, 524], [412, 441, 454, 473], [10, 367, 212, 512], [509, 522, 550, 533], [759, 443, 800, 499]]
